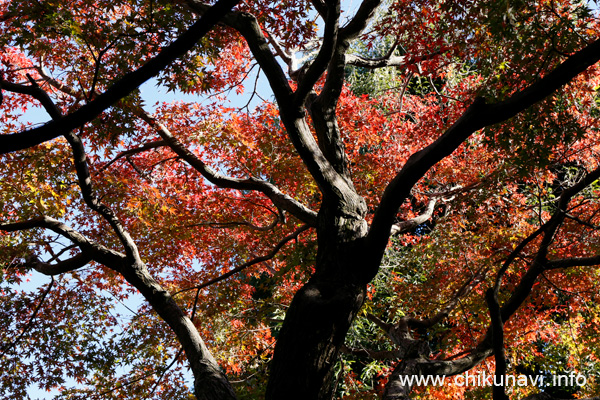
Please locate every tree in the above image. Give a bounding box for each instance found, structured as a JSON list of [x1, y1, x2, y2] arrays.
[[1, 0, 600, 399]]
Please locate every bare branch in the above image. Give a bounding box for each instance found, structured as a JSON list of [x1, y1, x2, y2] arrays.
[[345, 53, 407, 68], [138, 110, 318, 226], [181, 224, 311, 293], [485, 288, 509, 400], [99, 140, 167, 171]]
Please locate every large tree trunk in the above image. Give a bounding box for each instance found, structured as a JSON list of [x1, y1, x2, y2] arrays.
[[266, 197, 372, 399]]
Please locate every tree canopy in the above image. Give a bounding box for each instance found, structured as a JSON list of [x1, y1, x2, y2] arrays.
[[1, 0, 600, 399]]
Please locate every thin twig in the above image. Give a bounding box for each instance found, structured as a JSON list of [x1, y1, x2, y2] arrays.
[[0, 277, 55, 358]]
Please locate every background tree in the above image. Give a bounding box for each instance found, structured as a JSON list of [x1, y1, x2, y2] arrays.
[[1, 0, 600, 399]]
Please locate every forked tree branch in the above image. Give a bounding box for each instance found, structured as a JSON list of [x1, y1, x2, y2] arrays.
[[0, 216, 125, 266], [293, 0, 340, 105], [381, 165, 600, 398], [368, 37, 600, 274], [185, 0, 361, 203], [177, 224, 311, 294], [138, 110, 319, 226], [17, 75, 144, 264], [23, 253, 92, 276]]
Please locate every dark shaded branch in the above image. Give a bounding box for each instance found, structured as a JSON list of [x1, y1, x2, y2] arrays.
[[382, 359, 422, 400], [339, 0, 383, 42], [293, 0, 340, 105], [0, 0, 241, 154], [382, 165, 600, 398], [185, 1, 358, 202], [406, 265, 487, 330], [545, 255, 600, 269], [499, 165, 600, 322], [485, 288, 509, 400], [306, 0, 383, 178], [340, 344, 402, 360], [185, 0, 295, 108], [368, 37, 600, 273], [309, 0, 327, 18], [181, 224, 311, 293], [21, 74, 144, 264], [65, 129, 143, 263], [0, 77, 61, 120]]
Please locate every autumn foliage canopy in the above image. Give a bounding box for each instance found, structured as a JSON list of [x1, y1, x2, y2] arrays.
[[1, 0, 600, 399]]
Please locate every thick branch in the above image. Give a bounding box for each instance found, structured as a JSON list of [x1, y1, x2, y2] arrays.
[[339, 0, 383, 42], [0, 216, 124, 266], [64, 130, 143, 263], [185, 0, 358, 202], [24, 252, 92, 276], [0, 0, 241, 154], [368, 38, 600, 272], [390, 197, 437, 235], [0, 78, 61, 120], [20, 75, 144, 264], [306, 0, 383, 178], [139, 111, 318, 226], [345, 53, 407, 68], [486, 288, 509, 400], [293, 0, 340, 105], [382, 166, 600, 397], [545, 255, 600, 269]]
